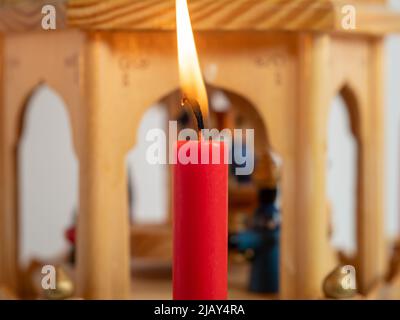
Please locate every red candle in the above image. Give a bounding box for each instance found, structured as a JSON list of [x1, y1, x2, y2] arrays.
[[173, 140, 228, 300], [173, 0, 227, 299]]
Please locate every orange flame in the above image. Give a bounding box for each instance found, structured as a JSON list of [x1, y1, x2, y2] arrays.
[[176, 0, 208, 121]]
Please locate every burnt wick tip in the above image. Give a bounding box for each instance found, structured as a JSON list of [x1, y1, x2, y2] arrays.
[[181, 97, 205, 132]]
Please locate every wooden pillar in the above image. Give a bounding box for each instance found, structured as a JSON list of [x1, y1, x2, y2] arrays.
[[357, 37, 386, 294], [281, 33, 330, 299], [0, 132, 19, 295], [0, 33, 19, 294], [0, 32, 5, 288], [76, 32, 131, 299]]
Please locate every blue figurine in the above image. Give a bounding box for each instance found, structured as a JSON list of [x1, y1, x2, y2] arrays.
[[230, 187, 280, 293]]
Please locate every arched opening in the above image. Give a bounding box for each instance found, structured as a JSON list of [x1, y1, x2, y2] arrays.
[[126, 104, 169, 225], [326, 85, 360, 268], [17, 84, 78, 297], [128, 85, 282, 298]]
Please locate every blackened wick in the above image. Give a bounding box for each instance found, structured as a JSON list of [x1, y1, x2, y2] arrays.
[[181, 97, 205, 132]]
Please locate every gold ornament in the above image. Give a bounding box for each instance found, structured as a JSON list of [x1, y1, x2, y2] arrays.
[[323, 265, 357, 299], [43, 266, 74, 300]]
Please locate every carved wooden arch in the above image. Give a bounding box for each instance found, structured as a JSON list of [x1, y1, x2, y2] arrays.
[[15, 82, 78, 154], [0, 30, 84, 295], [2, 31, 84, 158], [125, 81, 280, 263], [334, 82, 370, 291], [195, 32, 297, 158], [201, 78, 290, 169], [126, 80, 276, 168], [0, 81, 80, 296], [125, 81, 274, 207], [123, 81, 179, 154], [14, 82, 78, 297], [207, 83, 272, 150], [114, 31, 296, 160], [4, 81, 81, 157]]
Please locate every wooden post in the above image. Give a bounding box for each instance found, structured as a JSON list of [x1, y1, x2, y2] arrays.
[[356, 37, 386, 294], [0, 135, 19, 295], [76, 33, 131, 299], [281, 33, 330, 299], [0, 33, 19, 295], [0, 31, 5, 288]]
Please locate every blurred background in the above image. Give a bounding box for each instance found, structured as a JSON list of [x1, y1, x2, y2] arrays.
[[19, 0, 400, 264], [16, 1, 400, 282]]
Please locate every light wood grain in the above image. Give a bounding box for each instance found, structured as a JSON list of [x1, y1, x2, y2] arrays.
[[287, 33, 331, 299], [75, 32, 132, 299], [66, 0, 400, 35], [3, 0, 398, 35], [355, 37, 386, 294], [131, 225, 172, 261]]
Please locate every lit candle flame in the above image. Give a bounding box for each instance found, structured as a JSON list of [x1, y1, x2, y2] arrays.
[[176, 0, 208, 129]]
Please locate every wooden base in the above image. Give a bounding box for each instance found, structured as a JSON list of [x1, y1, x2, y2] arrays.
[[130, 225, 172, 262], [130, 262, 277, 300], [6, 258, 400, 300]]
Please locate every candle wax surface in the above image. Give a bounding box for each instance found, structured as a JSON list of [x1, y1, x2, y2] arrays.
[[173, 140, 228, 300]]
